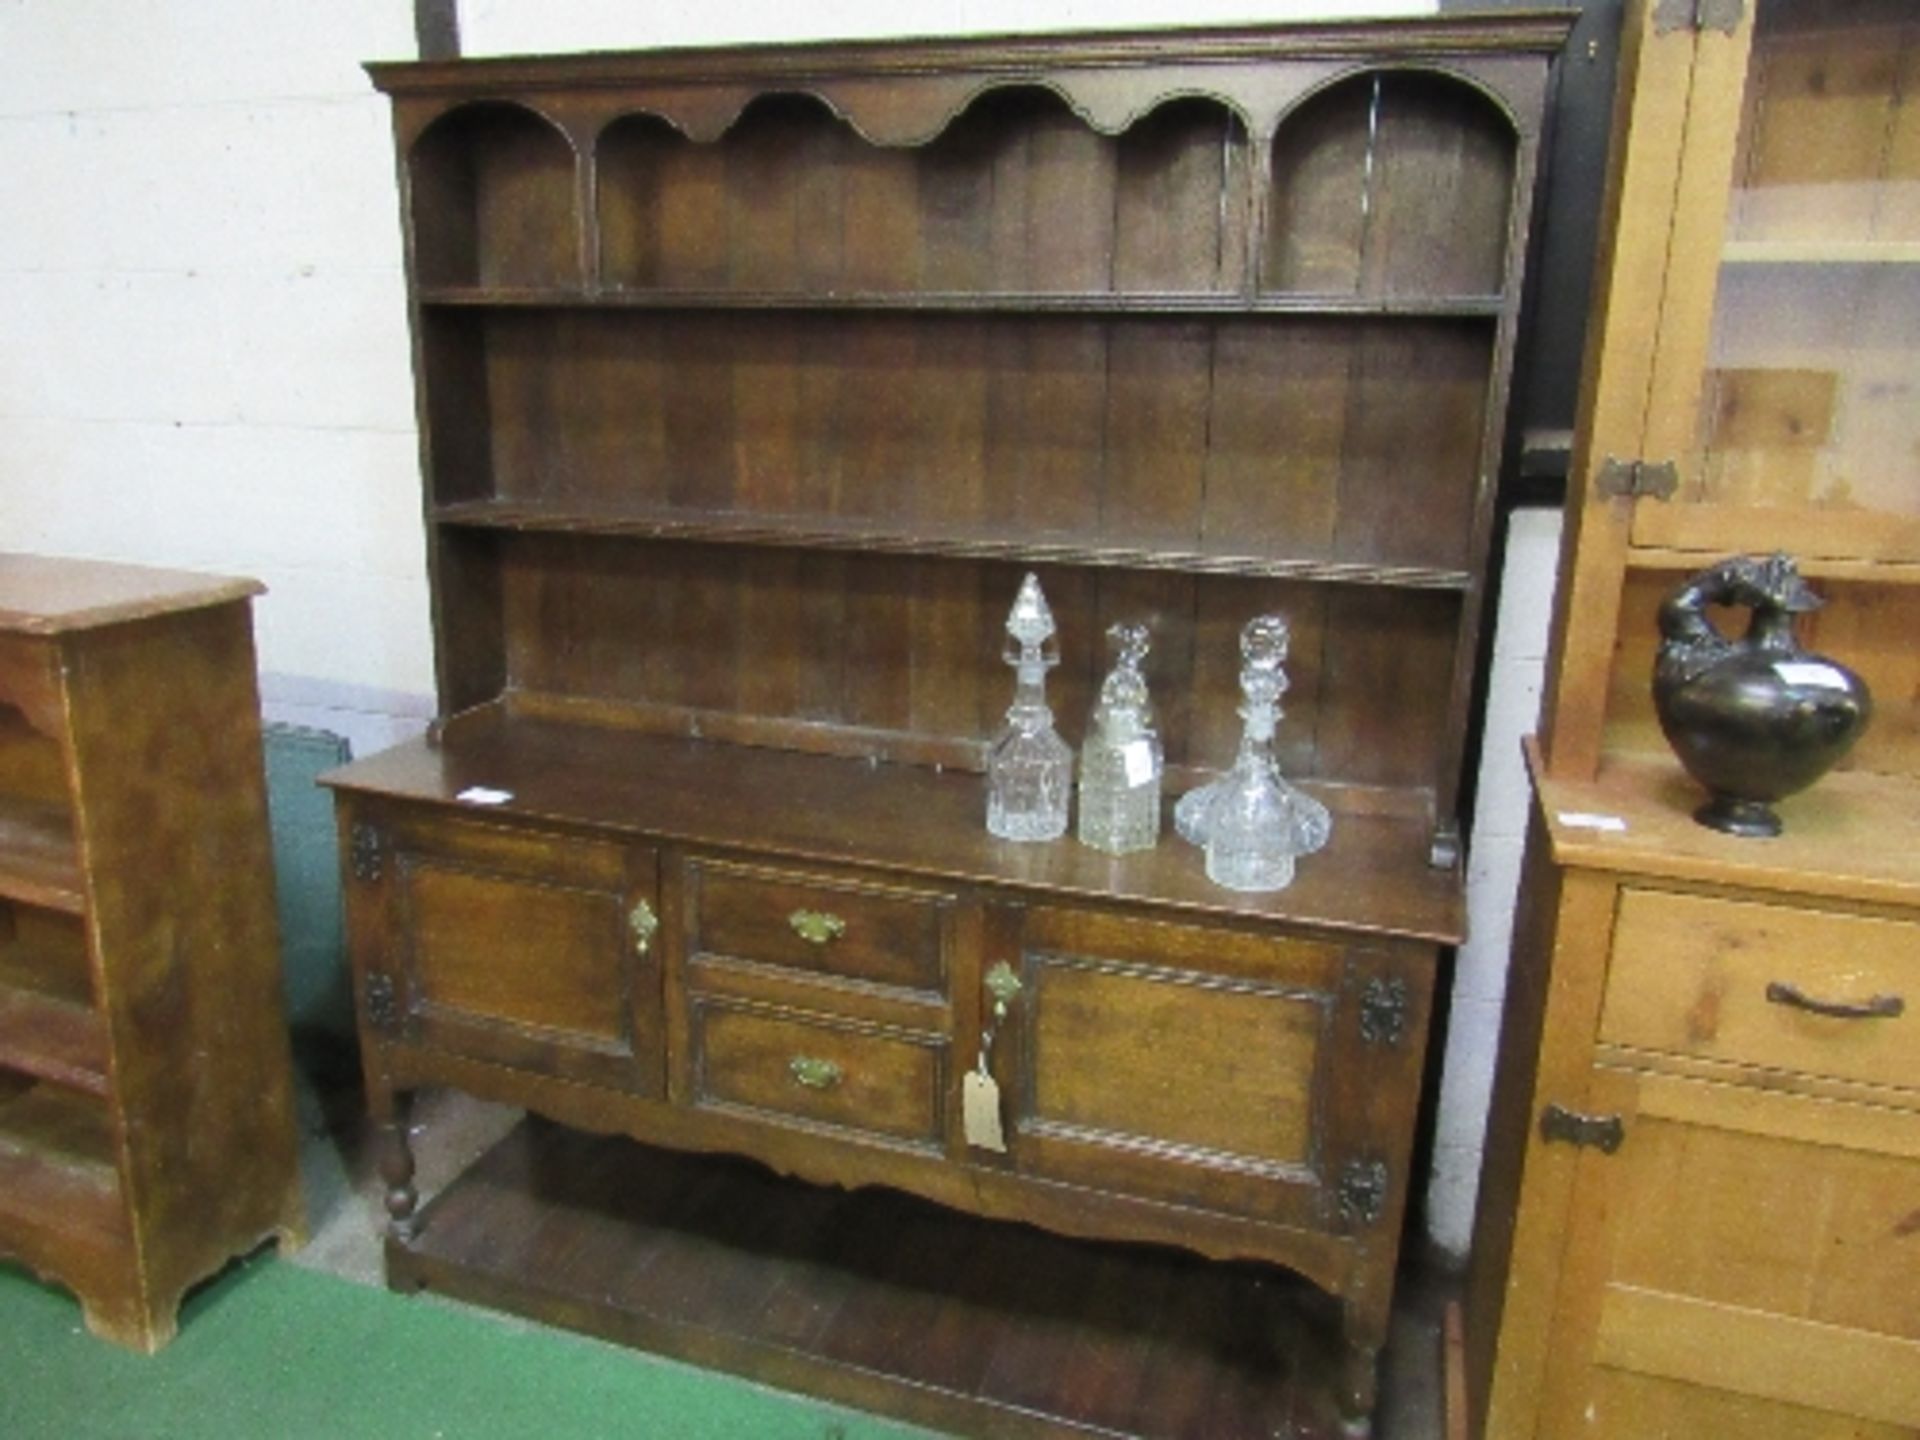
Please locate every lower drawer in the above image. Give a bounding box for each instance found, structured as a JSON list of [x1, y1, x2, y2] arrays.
[[689, 997, 947, 1151]]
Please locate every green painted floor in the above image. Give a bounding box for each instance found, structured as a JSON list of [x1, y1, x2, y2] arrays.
[[0, 1254, 926, 1440]]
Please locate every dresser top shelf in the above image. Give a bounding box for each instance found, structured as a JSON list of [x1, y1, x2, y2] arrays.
[[1529, 739, 1920, 910], [368, 10, 1574, 96], [324, 709, 1464, 946]]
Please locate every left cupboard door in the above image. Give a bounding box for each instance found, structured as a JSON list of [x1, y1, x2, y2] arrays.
[[345, 806, 664, 1095]]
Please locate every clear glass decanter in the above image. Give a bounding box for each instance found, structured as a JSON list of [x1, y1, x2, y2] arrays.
[[1174, 614, 1330, 891], [1077, 621, 1162, 855], [986, 573, 1072, 842]]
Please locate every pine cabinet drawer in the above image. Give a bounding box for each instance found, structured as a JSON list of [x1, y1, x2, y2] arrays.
[[689, 999, 946, 1150], [1603, 890, 1917, 1092], [684, 857, 949, 996]]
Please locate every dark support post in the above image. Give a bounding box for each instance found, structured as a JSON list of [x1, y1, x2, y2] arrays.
[[415, 0, 460, 61]]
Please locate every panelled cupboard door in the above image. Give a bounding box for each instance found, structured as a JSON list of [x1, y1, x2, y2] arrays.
[[1536, 1066, 1920, 1439], [1001, 905, 1431, 1232], [1630, 0, 1920, 566], [353, 810, 664, 1094]]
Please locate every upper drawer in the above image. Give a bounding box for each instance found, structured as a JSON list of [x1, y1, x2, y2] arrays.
[[683, 856, 950, 996], [1603, 889, 1917, 1092]]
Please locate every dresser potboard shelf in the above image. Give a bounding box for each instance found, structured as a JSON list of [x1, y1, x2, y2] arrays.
[[331, 13, 1569, 1434]]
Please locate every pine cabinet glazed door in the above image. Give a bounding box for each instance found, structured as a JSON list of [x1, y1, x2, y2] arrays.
[[350, 808, 664, 1095]]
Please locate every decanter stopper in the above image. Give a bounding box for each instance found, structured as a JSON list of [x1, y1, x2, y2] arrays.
[[986, 573, 1072, 842], [1077, 622, 1162, 855]]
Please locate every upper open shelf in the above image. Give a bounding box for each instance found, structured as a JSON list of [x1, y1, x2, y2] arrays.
[[404, 70, 1519, 307], [420, 307, 1497, 581]]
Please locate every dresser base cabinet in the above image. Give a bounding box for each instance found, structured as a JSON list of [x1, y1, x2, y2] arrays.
[[332, 749, 1443, 1433]]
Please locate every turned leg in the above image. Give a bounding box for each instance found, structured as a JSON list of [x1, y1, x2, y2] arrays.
[[1338, 1307, 1383, 1438], [377, 1090, 421, 1242]]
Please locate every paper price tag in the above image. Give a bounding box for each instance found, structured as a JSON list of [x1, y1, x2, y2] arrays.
[[456, 786, 513, 806], [963, 1071, 1007, 1153], [1121, 739, 1157, 788], [1558, 811, 1627, 833], [1773, 662, 1849, 691]]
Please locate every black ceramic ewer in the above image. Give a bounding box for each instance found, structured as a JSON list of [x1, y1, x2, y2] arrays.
[[1652, 553, 1872, 838]]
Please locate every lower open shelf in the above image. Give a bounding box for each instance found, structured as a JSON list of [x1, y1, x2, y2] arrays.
[[390, 1117, 1364, 1439], [0, 1078, 123, 1250]]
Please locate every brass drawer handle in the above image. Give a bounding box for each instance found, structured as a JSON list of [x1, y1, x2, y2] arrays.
[[789, 1055, 843, 1089], [788, 909, 846, 945], [1765, 981, 1904, 1022]]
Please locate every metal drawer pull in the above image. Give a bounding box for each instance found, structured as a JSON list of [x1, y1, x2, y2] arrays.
[[788, 909, 846, 945], [1765, 981, 1904, 1021], [789, 1055, 843, 1089], [1539, 1104, 1624, 1153]]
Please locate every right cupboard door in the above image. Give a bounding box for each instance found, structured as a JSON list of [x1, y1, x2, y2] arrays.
[[1537, 1066, 1920, 1438], [998, 905, 1433, 1238]]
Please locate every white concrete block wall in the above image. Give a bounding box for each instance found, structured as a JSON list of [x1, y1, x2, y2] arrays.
[[0, 0, 430, 757], [459, 0, 1426, 55], [1426, 506, 1564, 1259], [2, 0, 1567, 1257]]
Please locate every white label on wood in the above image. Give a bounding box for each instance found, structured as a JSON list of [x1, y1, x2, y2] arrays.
[[1121, 739, 1157, 788], [456, 786, 514, 805], [1559, 811, 1628, 832], [1773, 662, 1849, 690]]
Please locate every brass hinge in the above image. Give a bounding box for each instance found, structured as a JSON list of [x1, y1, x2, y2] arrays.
[[1653, 0, 1743, 35], [1540, 1104, 1625, 1154], [1594, 456, 1680, 502]]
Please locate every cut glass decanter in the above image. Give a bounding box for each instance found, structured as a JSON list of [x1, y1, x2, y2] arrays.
[[1077, 621, 1162, 855], [986, 573, 1072, 842], [1175, 614, 1330, 891]]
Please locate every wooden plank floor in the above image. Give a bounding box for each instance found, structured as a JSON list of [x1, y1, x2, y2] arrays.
[[390, 1117, 1365, 1438]]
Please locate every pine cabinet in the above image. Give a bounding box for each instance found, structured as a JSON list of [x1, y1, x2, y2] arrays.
[[0, 554, 302, 1350], [1470, 2, 1920, 1435], [326, 15, 1568, 1433]]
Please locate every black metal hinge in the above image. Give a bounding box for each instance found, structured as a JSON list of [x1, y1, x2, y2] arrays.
[[1539, 1104, 1625, 1154], [1338, 1159, 1390, 1227], [1358, 977, 1411, 1049], [350, 822, 384, 883], [1594, 456, 1680, 502], [364, 972, 402, 1034], [1653, 0, 1743, 35]]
